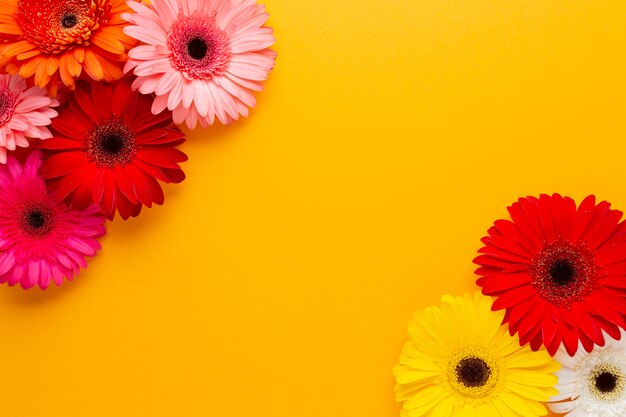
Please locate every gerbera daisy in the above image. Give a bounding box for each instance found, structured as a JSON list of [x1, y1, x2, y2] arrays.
[[0, 151, 105, 290], [549, 331, 626, 417], [0, 0, 138, 95], [39, 78, 187, 220], [475, 194, 626, 356], [122, 0, 277, 128], [0, 74, 59, 164], [393, 292, 559, 417]]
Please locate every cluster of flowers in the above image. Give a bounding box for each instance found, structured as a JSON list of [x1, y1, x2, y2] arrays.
[[0, 0, 275, 290], [394, 194, 626, 417]]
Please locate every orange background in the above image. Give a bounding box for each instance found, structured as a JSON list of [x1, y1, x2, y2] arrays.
[[1, 1, 625, 416]]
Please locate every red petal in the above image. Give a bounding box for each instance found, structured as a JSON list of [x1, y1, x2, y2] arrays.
[[114, 166, 139, 205], [38, 137, 82, 150], [73, 85, 100, 122], [133, 109, 173, 132], [91, 169, 106, 206], [50, 111, 88, 139], [491, 286, 536, 310], [477, 273, 531, 293], [40, 152, 88, 179], [552, 194, 576, 240], [136, 128, 185, 146], [135, 149, 184, 169], [570, 195, 597, 242], [70, 165, 97, 210], [100, 172, 117, 220], [146, 175, 164, 205], [111, 77, 135, 117], [161, 167, 185, 184], [586, 209, 622, 250], [124, 164, 152, 207], [537, 194, 556, 243]]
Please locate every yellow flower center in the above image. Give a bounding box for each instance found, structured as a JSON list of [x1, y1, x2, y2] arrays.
[[447, 347, 501, 400]]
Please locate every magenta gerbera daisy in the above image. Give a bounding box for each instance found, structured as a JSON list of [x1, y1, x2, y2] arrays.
[[475, 194, 626, 356], [0, 151, 106, 290], [122, 0, 277, 128], [0, 74, 59, 164]]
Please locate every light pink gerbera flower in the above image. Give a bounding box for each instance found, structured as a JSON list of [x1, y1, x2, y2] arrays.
[[0, 151, 106, 290], [0, 74, 59, 164], [122, 0, 276, 128]]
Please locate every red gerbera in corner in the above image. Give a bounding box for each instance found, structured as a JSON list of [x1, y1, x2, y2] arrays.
[[475, 194, 626, 356], [39, 78, 187, 220]]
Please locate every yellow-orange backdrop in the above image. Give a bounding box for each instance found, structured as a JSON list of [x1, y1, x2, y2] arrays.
[[0, 1, 625, 416]]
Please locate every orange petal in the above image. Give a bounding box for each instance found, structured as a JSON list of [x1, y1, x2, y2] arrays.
[[64, 52, 82, 77], [18, 56, 44, 79], [3, 40, 36, 58], [99, 56, 123, 81], [91, 29, 125, 54], [16, 49, 40, 60], [73, 47, 85, 63], [47, 74, 59, 97], [5, 61, 19, 74], [83, 49, 104, 80], [0, 23, 22, 35], [46, 57, 59, 76], [59, 55, 75, 87], [35, 62, 51, 87]]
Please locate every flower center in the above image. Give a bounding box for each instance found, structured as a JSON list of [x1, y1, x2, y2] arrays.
[[549, 258, 576, 286], [168, 14, 230, 80], [85, 118, 137, 168], [530, 241, 597, 307], [19, 201, 55, 238], [589, 364, 624, 401], [596, 372, 618, 393], [187, 37, 209, 60], [61, 12, 79, 29], [16, 0, 109, 54], [0, 88, 17, 126], [100, 133, 124, 154], [456, 357, 491, 388], [447, 347, 500, 399]]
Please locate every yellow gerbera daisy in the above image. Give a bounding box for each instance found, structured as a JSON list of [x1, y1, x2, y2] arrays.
[[393, 293, 560, 417]]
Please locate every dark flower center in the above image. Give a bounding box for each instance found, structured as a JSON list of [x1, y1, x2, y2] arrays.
[[456, 357, 491, 388], [100, 133, 124, 155], [168, 16, 231, 79], [187, 37, 209, 60], [28, 210, 46, 229], [596, 372, 618, 393], [530, 241, 597, 307], [549, 258, 576, 286], [85, 119, 137, 168], [16, 0, 104, 55], [61, 12, 79, 29], [19, 202, 55, 238]]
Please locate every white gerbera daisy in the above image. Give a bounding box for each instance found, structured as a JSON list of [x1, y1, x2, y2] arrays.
[[549, 332, 626, 417]]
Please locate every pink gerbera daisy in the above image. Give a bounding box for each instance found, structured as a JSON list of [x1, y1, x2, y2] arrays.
[[0, 74, 59, 164], [122, 0, 276, 128], [0, 151, 106, 290]]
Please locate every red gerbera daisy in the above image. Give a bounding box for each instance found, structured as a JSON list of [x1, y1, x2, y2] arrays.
[[39, 78, 187, 220], [475, 194, 626, 356]]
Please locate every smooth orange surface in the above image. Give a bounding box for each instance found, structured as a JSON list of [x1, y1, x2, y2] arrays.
[[0, 1, 625, 416]]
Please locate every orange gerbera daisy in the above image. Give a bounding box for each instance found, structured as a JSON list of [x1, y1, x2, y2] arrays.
[[0, 0, 138, 95]]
